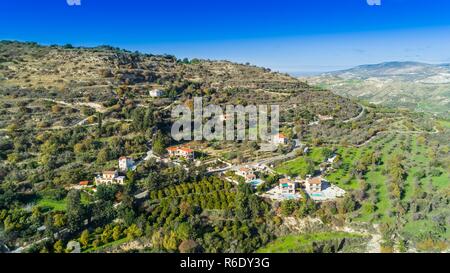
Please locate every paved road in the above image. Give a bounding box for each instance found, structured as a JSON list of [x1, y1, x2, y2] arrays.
[[343, 105, 366, 124]]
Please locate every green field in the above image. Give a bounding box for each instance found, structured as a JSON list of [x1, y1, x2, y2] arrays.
[[37, 192, 92, 212], [275, 157, 312, 177], [37, 198, 67, 211], [325, 132, 449, 227], [275, 147, 329, 177], [257, 232, 366, 253]]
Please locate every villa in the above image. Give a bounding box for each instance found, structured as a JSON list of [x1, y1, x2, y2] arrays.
[[279, 178, 297, 194], [95, 170, 126, 185], [305, 177, 323, 193], [272, 133, 288, 145], [119, 156, 135, 172], [149, 89, 164, 97], [167, 146, 195, 160], [236, 167, 256, 181]]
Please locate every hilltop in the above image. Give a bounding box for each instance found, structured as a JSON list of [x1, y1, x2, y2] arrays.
[[0, 41, 361, 129]]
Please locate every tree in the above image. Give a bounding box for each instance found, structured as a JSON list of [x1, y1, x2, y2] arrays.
[[95, 184, 118, 202], [66, 190, 85, 232], [54, 240, 64, 253], [97, 112, 103, 135], [152, 130, 166, 155], [178, 240, 200, 253], [125, 224, 142, 240], [112, 225, 122, 241], [80, 229, 90, 248], [53, 213, 65, 228], [96, 147, 111, 164]]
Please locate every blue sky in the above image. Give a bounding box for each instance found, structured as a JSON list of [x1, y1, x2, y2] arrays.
[[1, 0, 450, 74]]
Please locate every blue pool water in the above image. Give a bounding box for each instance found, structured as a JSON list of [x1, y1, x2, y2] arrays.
[[283, 194, 299, 200], [249, 179, 264, 187]]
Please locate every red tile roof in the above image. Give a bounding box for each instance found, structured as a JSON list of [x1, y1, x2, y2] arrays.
[[179, 147, 194, 153], [309, 177, 322, 185], [79, 181, 90, 186], [279, 178, 293, 184]]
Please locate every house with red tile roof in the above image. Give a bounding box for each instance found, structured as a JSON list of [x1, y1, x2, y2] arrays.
[[305, 177, 323, 193], [272, 133, 288, 145], [166, 146, 195, 160]]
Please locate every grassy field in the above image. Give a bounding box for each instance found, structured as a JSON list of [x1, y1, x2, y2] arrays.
[[275, 157, 311, 176], [37, 192, 92, 212], [257, 232, 366, 253], [324, 132, 449, 227], [37, 198, 67, 211], [275, 147, 329, 177], [83, 237, 131, 253]]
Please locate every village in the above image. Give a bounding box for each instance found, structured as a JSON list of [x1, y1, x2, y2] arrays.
[[73, 103, 346, 204]]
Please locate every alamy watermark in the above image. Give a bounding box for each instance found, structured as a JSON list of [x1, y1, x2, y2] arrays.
[[367, 0, 381, 6], [67, 0, 81, 6], [171, 97, 280, 142]]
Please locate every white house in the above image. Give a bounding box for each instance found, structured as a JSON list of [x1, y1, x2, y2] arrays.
[[95, 170, 126, 185], [236, 167, 256, 182], [305, 177, 323, 193], [272, 133, 288, 145], [119, 156, 135, 172], [149, 89, 164, 97], [279, 178, 297, 194]]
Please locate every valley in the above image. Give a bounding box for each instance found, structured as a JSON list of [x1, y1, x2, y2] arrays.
[[0, 42, 448, 254]]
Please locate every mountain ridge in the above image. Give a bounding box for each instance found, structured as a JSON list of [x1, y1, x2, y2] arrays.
[[304, 61, 450, 115]]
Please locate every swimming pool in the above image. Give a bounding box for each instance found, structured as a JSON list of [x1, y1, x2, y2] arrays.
[[282, 194, 300, 200], [310, 193, 323, 197], [249, 179, 264, 188]]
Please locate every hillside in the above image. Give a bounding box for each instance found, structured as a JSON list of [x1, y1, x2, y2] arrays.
[[304, 62, 450, 116], [0, 42, 449, 254], [0, 41, 361, 131]]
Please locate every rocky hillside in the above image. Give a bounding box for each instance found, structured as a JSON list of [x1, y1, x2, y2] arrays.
[[304, 62, 450, 116], [0, 41, 308, 96], [0, 41, 361, 128]]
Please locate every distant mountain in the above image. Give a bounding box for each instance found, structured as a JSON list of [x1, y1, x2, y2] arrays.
[[304, 62, 450, 115]]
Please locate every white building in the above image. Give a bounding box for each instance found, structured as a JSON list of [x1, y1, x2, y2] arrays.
[[95, 170, 125, 185], [119, 156, 135, 172], [236, 167, 256, 182], [279, 178, 297, 194], [272, 133, 288, 145], [149, 89, 164, 97], [305, 177, 323, 193]]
